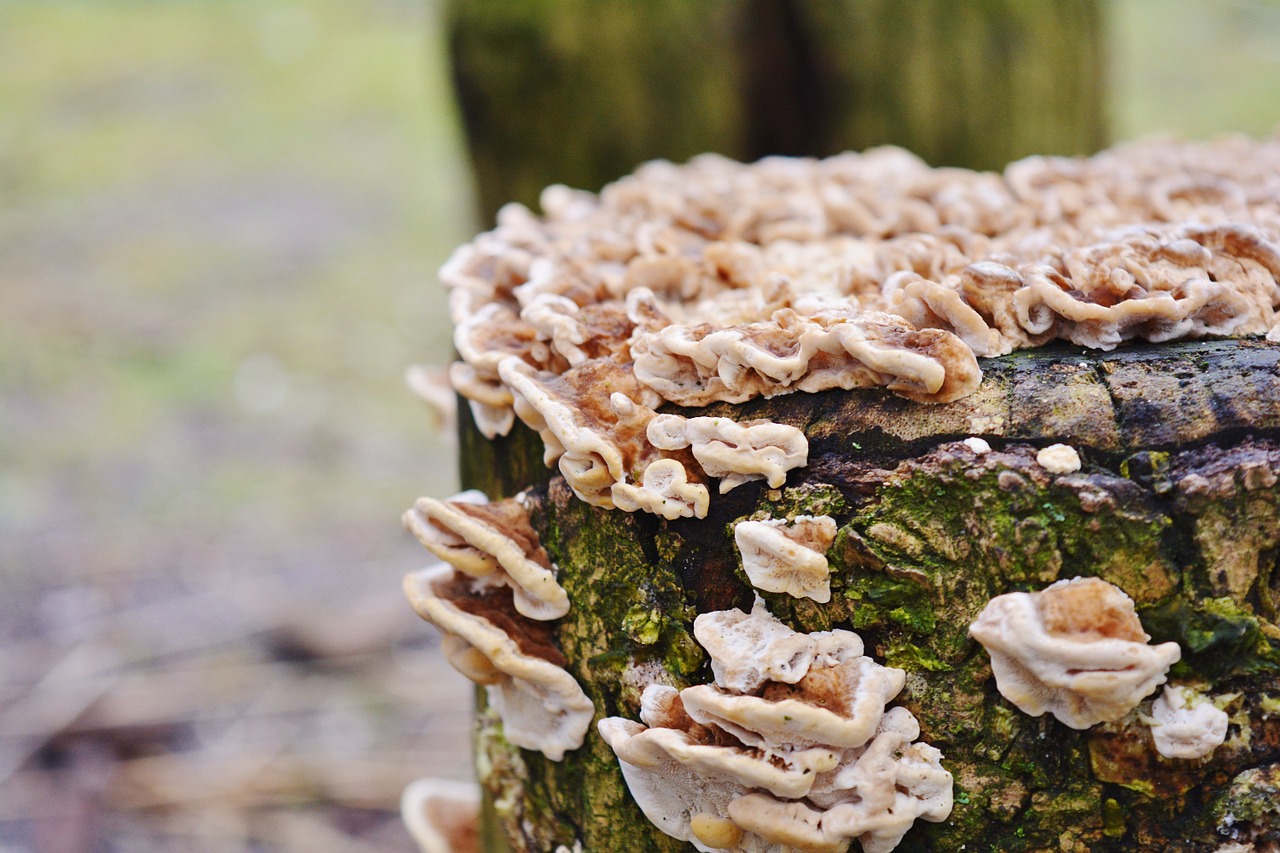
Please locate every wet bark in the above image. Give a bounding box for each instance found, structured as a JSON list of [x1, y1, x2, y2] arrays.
[[461, 339, 1280, 852], [446, 0, 1107, 223]]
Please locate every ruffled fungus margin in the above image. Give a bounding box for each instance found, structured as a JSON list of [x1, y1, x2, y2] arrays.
[[599, 601, 953, 853], [968, 576, 1182, 730], [441, 138, 1280, 518]]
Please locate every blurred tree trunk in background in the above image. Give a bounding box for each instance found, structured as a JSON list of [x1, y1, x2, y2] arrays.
[[447, 0, 1106, 223]]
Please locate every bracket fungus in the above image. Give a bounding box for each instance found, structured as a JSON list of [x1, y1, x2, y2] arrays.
[[599, 602, 952, 853], [630, 306, 982, 407], [403, 490, 568, 620], [968, 576, 1182, 729], [610, 457, 710, 520], [499, 358, 661, 508], [401, 777, 480, 853], [433, 140, 1280, 572], [1147, 684, 1230, 760], [648, 414, 808, 494], [403, 564, 592, 760], [678, 655, 907, 753], [692, 600, 864, 693], [733, 516, 838, 602], [440, 140, 1280, 503], [728, 709, 953, 853], [1035, 443, 1082, 474]]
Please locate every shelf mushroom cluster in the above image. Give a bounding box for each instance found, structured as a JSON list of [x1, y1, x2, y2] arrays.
[[442, 137, 1280, 518], [734, 514, 838, 603], [402, 491, 591, 761], [599, 601, 953, 853], [404, 489, 569, 620], [499, 355, 813, 517], [968, 577, 1185, 730], [969, 577, 1236, 761], [407, 137, 1280, 845]]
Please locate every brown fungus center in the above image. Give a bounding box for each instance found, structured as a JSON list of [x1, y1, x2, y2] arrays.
[[1036, 575, 1147, 643], [438, 572, 566, 668]]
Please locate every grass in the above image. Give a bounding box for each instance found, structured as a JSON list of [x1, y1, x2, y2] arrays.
[[1110, 0, 1280, 140], [0, 0, 473, 596]]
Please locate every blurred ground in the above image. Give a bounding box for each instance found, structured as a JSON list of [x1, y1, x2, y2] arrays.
[[0, 1, 474, 850], [1, 0, 1279, 851]]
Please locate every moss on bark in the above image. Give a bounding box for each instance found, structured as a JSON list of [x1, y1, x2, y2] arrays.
[[463, 340, 1280, 851]]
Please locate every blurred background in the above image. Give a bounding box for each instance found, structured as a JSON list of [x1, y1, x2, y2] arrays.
[[1, 1, 1279, 851]]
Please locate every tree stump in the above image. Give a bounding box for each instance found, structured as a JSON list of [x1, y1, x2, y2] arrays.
[[458, 339, 1280, 852]]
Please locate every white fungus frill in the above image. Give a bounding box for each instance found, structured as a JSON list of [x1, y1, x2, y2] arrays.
[[647, 414, 809, 494], [968, 576, 1182, 730], [441, 139, 1280, 516], [1148, 685, 1230, 760], [598, 601, 952, 853], [403, 490, 568, 621], [733, 515, 838, 602], [403, 565, 592, 761]]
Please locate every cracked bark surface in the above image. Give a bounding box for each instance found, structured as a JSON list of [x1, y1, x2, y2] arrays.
[[460, 339, 1280, 852]]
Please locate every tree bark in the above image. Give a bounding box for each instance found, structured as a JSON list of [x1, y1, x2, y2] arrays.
[[462, 339, 1280, 852], [447, 0, 1107, 223]]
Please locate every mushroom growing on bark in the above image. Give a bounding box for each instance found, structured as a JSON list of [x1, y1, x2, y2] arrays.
[[499, 358, 661, 509], [403, 490, 568, 620], [647, 414, 809, 494], [692, 599, 864, 693], [968, 576, 1182, 729], [1147, 684, 1230, 760], [733, 515, 838, 602], [1035, 443, 1082, 474], [403, 564, 592, 760], [609, 458, 710, 520], [631, 307, 982, 407], [599, 602, 952, 853]]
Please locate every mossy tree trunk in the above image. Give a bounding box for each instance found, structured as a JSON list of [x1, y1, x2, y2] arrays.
[[447, 0, 1107, 223], [459, 340, 1280, 852]]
